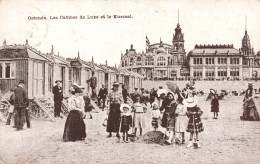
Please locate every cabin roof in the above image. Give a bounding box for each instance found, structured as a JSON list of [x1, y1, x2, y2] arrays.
[[0, 47, 48, 61]]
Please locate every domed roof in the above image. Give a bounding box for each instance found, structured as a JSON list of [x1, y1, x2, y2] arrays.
[[157, 47, 166, 54]]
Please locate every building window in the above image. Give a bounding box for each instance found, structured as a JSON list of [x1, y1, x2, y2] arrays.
[[125, 60, 127, 66], [157, 56, 166, 66], [212, 58, 214, 64], [193, 69, 202, 77], [180, 55, 183, 62], [145, 56, 154, 65], [194, 58, 196, 64], [237, 58, 239, 65], [136, 57, 142, 66], [171, 70, 177, 77], [130, 58, 134, 66], [0, 62, 16, 79], [218, 58, 220, 64], [218, 68, 227, 77], [206, 69, 214, 77], [200, 58, 202, 64], [206, 58, 208, 64], [197, 58, 199, 64]]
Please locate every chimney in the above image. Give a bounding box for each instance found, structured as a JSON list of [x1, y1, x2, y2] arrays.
[[106, 60, 108, 66], [92, 56, 94, 63], [126, 49, 128, 53], [58, 52, 60, 56], [130, 44, 133, 49]]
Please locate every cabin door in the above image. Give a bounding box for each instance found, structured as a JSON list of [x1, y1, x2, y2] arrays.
[[61, 67, 65, 92], [33, 62, 44, 98]]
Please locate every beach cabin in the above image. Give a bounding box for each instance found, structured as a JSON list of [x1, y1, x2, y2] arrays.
[[0, 40, 49, 99]]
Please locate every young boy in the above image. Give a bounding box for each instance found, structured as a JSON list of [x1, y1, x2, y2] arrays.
[[120, 104, 132, 142], [132, 94, 147, 138]]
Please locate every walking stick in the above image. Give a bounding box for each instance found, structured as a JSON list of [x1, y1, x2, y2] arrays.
[[193, 114, 198, 149]]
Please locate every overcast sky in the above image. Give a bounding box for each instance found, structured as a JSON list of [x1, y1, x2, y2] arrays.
[[0, 0, 259, 66]]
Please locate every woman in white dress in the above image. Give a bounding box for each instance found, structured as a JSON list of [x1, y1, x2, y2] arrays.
[[63, 85, 86, 142]]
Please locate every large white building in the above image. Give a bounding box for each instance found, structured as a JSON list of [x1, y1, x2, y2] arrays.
[[120, 21, 189, 80]]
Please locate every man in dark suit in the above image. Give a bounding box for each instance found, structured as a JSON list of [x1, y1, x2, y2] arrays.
[[122, 85, 129, 103], [98, 84, 108, 109], [14, 80, 29, 131], [87, 71, 97, 99], [53, 80, 63, 118]]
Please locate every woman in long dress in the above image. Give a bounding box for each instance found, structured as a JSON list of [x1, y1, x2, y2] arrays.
[[160, 92, 177, 144], [63, 85, 86, 142]]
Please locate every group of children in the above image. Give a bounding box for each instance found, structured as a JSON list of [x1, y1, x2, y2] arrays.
[[117, 87, 205, 148]]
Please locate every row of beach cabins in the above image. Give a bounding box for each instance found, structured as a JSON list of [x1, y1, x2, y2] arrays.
[[0, 40, 143, 98], [0, 40, 143, 121]]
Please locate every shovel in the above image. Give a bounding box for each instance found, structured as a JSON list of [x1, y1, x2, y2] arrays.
[[192, 115, 199, 149]]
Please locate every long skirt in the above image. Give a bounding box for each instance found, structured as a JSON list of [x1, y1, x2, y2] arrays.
[[211, 106, 219, 112], [106, 103, 121, 133], [161, 113, 175, 129], [63, 110, 86, 142], [242, 98, 260, 121]]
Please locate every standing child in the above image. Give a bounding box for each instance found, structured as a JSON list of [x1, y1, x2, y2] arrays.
[[83, 92, 94, 119], [184, 96, 204, 148], [211, 94, 219, 119], [132, 94, 146, 138], [151, 102, 160, 131], [174, 92, 186, 144], [120, 104, 132, 143]]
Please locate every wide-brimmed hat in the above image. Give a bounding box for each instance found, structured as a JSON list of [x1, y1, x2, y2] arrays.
[[113, 82, 120, 86], [248, 83, 253, 86], [210, 89, 216, 94], [157, 88, 167, 96], [55, 80, 62, 83], [183, 97, 197, 108], [18, 80, 25, 84], [120, 104, 131, 113], [167, 91, 175, 97], [151, 102, 159, 108]]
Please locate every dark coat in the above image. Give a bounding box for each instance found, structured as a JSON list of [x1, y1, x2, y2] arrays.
[[122, 88, 128, 99], [53, 85, 63, 102], [98, 88, 108, 99], [211, 98, 219, 112], [87, 76, 97, 88], [9, 92, 15, 105], [14, 86, 29, 108]]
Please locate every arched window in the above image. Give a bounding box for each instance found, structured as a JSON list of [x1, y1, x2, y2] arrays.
[[206, 58, 208, 64], [125, 60, 127, 66], [145, 56, 154, 65], [170, 70, 177, 77], [136, 57, 142, 66], [130, 58, 134, 66], [157, 56, 166, 66]]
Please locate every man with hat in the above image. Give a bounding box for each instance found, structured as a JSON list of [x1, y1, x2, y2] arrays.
[[106, 82, 123, 138], [53, 80, 63, 118], [98, 84, 108, 109], [87, 71, 97, 99], [14, 80, 29, 130]]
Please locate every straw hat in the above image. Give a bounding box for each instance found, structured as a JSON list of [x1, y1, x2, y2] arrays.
[[183, 97, 197, 108], [120, 104, 131, 113], [151, 102, 159, 108], [248, 82, 253, 87]]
